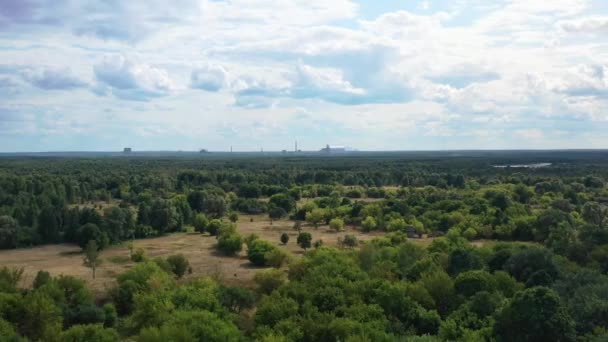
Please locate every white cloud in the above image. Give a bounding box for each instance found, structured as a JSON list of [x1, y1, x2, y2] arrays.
[[190, 63, 228, 92], [515, 128, 544, 140], [94, 55, 174, 101]]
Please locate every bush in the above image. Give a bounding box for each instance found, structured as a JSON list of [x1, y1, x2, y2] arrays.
[[193, 214, 209, 234], [265, 248, 290, 268], [33, 270, 51, 289], [248, 239, 277, 266], [254, 269, 286, 294], [218, 233, 243, 256], [341, 235, 358, 248], [228, 212, 239, 222], [361, 216, 377, 232], [329, 218, 345, 232], [297, 232, 312, 250], [166, 254, 191, 279], [207, 219, 223, 236], [462, 228, 477, 241], [59, 324, 119, 342], [280, 233, 289, 245], [131, 248, 147, 263]]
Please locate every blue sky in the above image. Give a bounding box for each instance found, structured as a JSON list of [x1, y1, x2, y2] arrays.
[[1, 0, 608, 152]]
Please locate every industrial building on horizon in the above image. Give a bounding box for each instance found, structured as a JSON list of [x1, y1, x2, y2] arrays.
[[320, 144, 355, 153]]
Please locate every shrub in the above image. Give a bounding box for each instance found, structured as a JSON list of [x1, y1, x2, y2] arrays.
[[248, 239, 277, 266], [297, 232, 312, 250], [280, 233, 289, 245], [131, 247, 147, 262], [166, 254, 191, 279], [329, 218, 345, 232], [341, 235, 358, 248], [462, 228, 477, 241], [265, 248, 290, 268], [218, 233, 243, 256], [207, 219, 223, 236], [193, 214, 209, 234], [254, 269, 286, 294]]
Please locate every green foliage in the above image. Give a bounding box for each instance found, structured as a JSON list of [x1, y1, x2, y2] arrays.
[[306, 208, 326, 228], [206, 219, 223, 236], [59, 324, 119, 342], [297, 232, 312, 250], [330, 217, 345, 232], [280, 232, 289, 244], [217, 232, 243, 256], [495, 287, 575, 342], [193, 213, 209, 234], [254, 269, 286, 294], [83, 240, 102, 279], [361, 216, 378, 232], [166, 254, 191, 279], [248, 239, 278, 266]]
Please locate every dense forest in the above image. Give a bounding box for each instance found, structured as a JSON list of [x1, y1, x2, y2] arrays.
[[1, 151, 608, 341]]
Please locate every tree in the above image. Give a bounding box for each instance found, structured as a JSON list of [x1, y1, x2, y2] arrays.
[[341, 234, 358, 248], [218, 286, 256, 313], [22, 291, 63, 341], [206, 219, 223, 236], [228, 212, 239, 223], [582, 202, 607, 228], [297, 232, 312, 251], [293, 221, 303, 233], [193, 213, 209, 234], [361, 216, 377, 232], [268, 207, 287, 224], [306, 208, 326, 228], [83, 240, 102, 279], [217, 233, 243, 256], [494, 287, 575, 342], [329, 218, 345, 232], [254, 269, 286, 294], [0, 216, 18, 249], [59, 324, 119, 342], [166, 254, 191, 279], [269, 193, 296, 213], [33, 270, 51, 289], [280, 233, 289, 245], [248, 239, 277, 266], [77, 223, 109, 250], [387, 218, 407, 232]]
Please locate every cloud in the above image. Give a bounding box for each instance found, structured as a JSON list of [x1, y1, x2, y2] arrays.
[[21, 66, 87, 90], [515, 128, 544, 140], [94, 55, 174, 101], [0, 0, 202, 42], [190, 64, 228, 92], [290, 63, 366, 103], [558, 16, 608, 34]]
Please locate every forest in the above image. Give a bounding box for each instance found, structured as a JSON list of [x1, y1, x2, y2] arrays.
[[0, 151, 608, 341]]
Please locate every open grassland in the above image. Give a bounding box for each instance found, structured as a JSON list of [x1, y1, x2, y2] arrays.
[[0, 214, 390, 295]]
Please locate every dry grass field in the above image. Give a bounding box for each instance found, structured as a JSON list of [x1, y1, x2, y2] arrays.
[[0, 214, 392, 296]]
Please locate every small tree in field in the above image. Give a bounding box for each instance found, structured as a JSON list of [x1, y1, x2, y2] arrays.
[[166, 254, 191, 279], [280, 233, 289, 245], [193, 213, 209, 234], [329, 218, 345, 232], [293, 221, 302, 233], [83, 240, 102, 279], [341, 234, 358, 248], [268, 207, 286, 224], [361, 216, 377, 232], [228, 212, 239, 223], [297, 232, 312, 251], [306, 209, 325, 228]]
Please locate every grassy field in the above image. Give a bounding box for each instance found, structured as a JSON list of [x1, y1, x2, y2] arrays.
[[0, 214, 388, 295]]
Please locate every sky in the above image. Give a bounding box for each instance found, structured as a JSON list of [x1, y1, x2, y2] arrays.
[[1, 0, 608, 152]]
